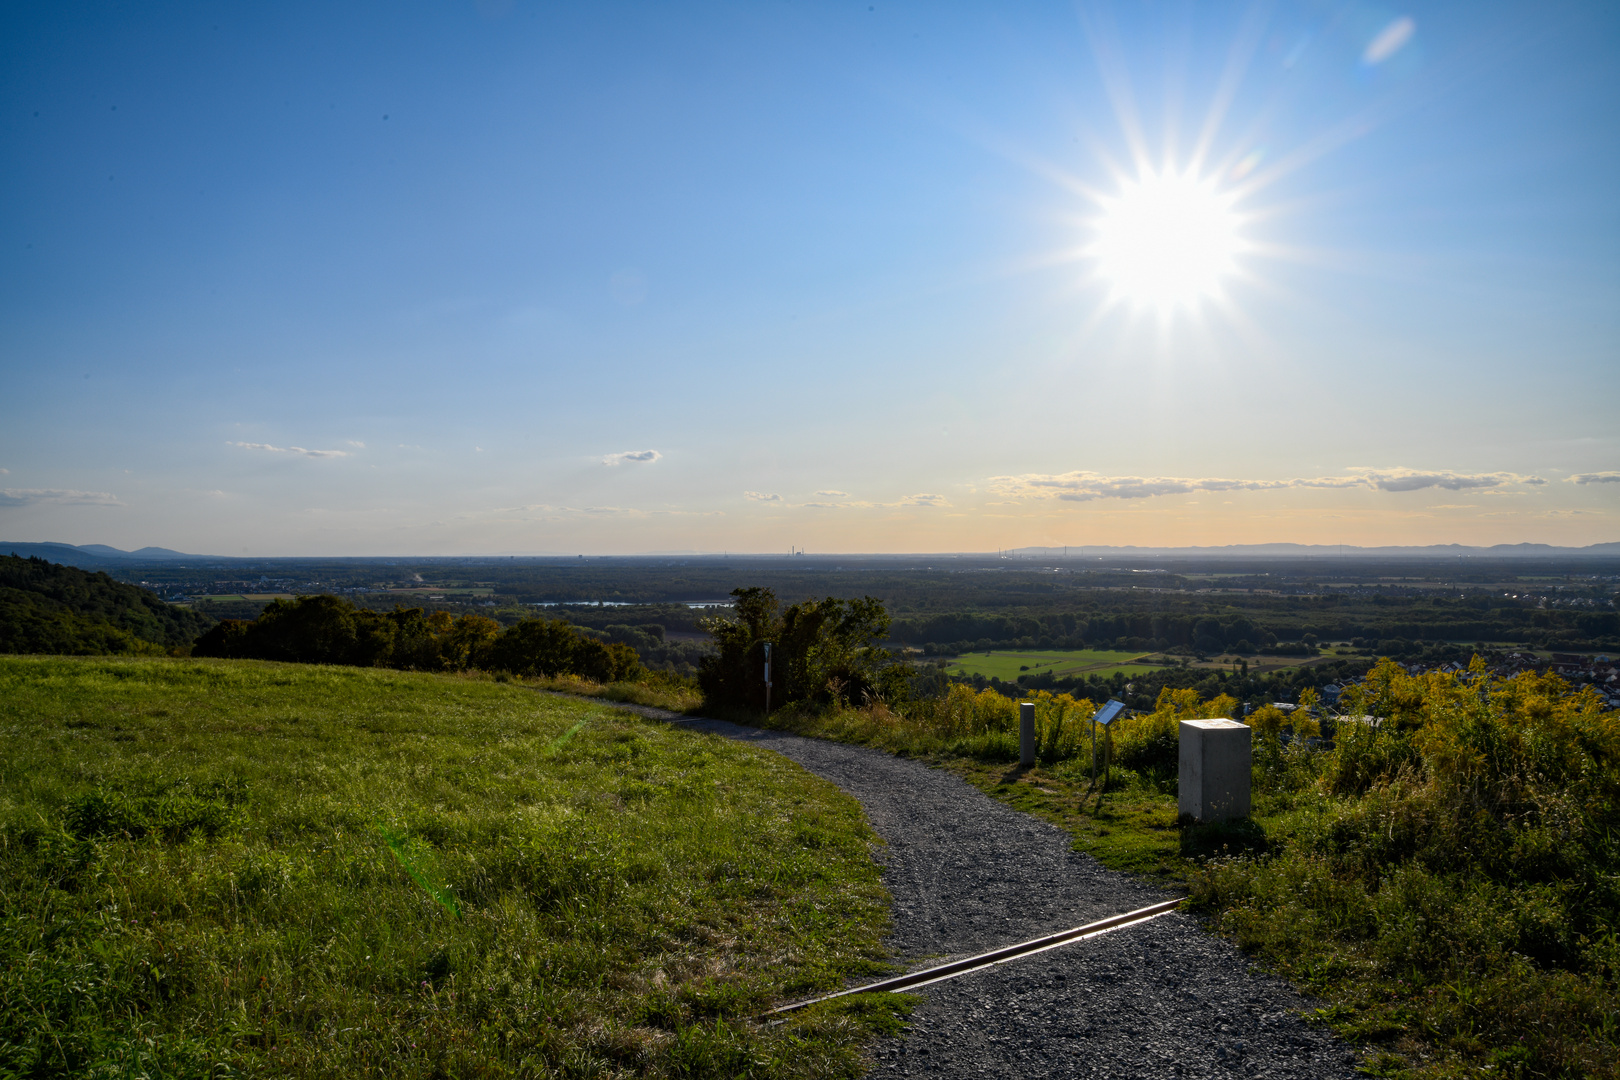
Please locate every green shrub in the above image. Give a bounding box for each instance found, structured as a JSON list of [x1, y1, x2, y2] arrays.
[[1190, 659, 1620, 1078]]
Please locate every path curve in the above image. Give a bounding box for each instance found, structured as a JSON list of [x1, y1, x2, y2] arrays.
[[593, 699, 1360, 1079]]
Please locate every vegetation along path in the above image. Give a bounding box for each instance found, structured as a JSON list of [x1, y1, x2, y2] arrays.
[[611, 699, 1362, 1079]]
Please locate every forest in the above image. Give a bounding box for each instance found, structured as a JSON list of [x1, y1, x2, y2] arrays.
[[0, 554, 213, 655]]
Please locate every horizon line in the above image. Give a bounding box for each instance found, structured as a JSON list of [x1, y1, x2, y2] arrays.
[[7, 539, 1620, 561]]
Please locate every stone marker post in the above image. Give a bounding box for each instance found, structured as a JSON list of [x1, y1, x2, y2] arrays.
[[1178, 719, 1251, 823], [1019, 701, 1036, 767]]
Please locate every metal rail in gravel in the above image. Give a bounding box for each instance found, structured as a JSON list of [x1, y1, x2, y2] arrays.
[[766, 897, 1185, 1015]]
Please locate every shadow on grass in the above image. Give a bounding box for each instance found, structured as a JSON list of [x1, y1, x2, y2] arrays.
[[1178, 816, 1269, 861], [996, 763, 1032, 785]]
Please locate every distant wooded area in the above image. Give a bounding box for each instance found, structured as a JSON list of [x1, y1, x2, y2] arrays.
[[0, 555, 213, 655], [4, 552, 1616, 713]]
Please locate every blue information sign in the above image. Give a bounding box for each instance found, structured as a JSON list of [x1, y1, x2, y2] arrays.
[[1092, 699, 1127, 726]]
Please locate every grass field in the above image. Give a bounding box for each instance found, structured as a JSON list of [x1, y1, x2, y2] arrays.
[[1184, 646, 1359, 675], [0, 657, 902, 1078], [197, 593, 297, 602], [946, 648, 1158, 682]]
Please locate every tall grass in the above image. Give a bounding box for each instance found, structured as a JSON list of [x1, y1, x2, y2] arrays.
[[765, 683, 1244, 787], [0, 657, 900, 1079], [759, 684, 1104, 764]]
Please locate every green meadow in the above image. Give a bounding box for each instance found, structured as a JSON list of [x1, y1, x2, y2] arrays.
[[946, 648, 1157, 683], [0, 657, 901, 1079], [197, 594, 297, 603]]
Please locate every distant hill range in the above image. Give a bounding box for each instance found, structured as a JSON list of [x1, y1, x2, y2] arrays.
[[0, 542, 205, 569], [4, 539, 1619, 566], [1003, 542, 1620, 559], [0, 554, 214, 655]]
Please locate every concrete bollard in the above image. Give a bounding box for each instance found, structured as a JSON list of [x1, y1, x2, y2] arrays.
[[1019, 701, 1036, 767], [1178, 719, 1251, 823]]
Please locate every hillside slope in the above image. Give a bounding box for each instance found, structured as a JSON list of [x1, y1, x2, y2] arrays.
[[0, 657, 898, 1078], [0, 554, 213, 654]]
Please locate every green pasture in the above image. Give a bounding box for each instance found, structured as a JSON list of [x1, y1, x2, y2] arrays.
[[947, 648, 1157, 682], [197, 593, 296, 602], [374, 587, 496, 597], [0, 657, 899, 1079]]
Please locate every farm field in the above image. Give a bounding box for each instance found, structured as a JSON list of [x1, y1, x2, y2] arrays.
[[197, 592, 297, 602], [947, 648, 1159, 682], [0, 657, 898, 1079], [1183, 645, 1362, 675]]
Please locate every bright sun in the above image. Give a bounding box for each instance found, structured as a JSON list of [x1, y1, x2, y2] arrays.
[[1091, 168, 1243, 311]]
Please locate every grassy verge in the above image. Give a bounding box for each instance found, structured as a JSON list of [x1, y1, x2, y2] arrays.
[[0, 656, 903, 1079], [746, 667, 1620, 1080], [515, 670, 705, 714]]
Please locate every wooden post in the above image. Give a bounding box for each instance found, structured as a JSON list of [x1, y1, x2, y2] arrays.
[[1019, 702, 1035, 767], [1091, 718, 1097, 787], [1104, 725, 1114, 789]]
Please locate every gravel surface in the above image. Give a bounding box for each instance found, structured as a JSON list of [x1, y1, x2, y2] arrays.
[[584, 698, 1361, 1078]]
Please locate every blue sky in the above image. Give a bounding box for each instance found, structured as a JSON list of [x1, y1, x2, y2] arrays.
[[2, 0, 1616, 554]]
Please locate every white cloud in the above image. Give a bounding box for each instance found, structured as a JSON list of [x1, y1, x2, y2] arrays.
[[346, 440, 366, 448], [744, 491, 782, 502], [1363, 469, 1528, 493], [229, 441, 350, 459], [482, 502, 720, 520], [0, 468, 9, 475], [900, 493, 950, 507], [987, 468, 1542, 503], [1572, 472, 1620, 484], [603, 449, 662, 466], [815, 490, 850, 498], [0, 488, 122, 507]]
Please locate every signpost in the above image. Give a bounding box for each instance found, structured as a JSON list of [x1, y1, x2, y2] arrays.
[[1091, 699, 1127, 788], [763, 642, 773, 715]]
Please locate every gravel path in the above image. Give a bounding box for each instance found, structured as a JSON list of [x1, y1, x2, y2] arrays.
[[590, 699, 1361, 1078]]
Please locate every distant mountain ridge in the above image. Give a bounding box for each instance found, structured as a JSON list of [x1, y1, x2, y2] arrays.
[[0, 542, 204, 569], [5, 539, 1619, 566], [76, 543, 196, 559]]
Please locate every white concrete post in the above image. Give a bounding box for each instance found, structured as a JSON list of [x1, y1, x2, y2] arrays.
[[1019, 701, 1036, 767], [1178, 719, 1251, 823], [763, 642, 772, 715]]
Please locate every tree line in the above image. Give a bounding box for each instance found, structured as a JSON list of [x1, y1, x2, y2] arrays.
[[193, 595, 642, 682], [895, 603, 1619, 656], [697, 587, 906, 711]]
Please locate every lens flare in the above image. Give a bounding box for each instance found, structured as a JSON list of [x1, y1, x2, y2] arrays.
[[1090, 168, 1244, 312]]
